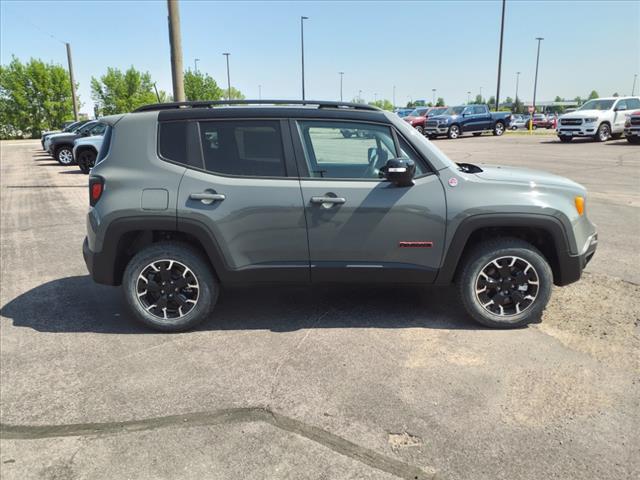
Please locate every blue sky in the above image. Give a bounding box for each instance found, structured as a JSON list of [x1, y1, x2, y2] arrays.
[[1, 0, 638, 115]]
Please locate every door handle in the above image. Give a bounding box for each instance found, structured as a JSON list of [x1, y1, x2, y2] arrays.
[[190, 192, 226, 205], [310, 196, 346, 205]]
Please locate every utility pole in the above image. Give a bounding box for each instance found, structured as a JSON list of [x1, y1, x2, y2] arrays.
[[633, 74, 638, 96], [479, 86, 483, 102], [223, 53, 231, 100], [339, 72, 344, 101], [495, 0, 506, 111], [358, 90, 362, 102], [153, 82, 161, 103], [531, 37, 544, 127], [515, 71, 521, 111], [65, 42, 79, 121], [167, 0, 185, 102], [194, 58, 199, 73], [467, 91, 471, 104], [301, 16, 309, 100], [432, 88, 436, 105]]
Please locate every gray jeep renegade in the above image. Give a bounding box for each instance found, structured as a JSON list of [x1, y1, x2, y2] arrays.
[[83, 100, 597, 332]]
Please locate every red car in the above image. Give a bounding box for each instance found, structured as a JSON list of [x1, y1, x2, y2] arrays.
[[532, 114, 554, 129], [403, 106, 448, 134]]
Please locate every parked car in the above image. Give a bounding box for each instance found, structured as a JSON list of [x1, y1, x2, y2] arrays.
[[82, 99, 596, 332], [532, 114, 553, 129], [44, 121, 93, 153], [48, 121, 106, 165], [41, 120, 88, 150], [557, 96, 640, 142], [402, 107, 432, 134], [74, 135, 104, 174], [624, 110, 640, 144], [424, 105, 511, 139], [510, 115, 530, 130]]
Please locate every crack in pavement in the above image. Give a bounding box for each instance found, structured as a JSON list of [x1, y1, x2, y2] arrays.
[[0, 407, 437, 480]]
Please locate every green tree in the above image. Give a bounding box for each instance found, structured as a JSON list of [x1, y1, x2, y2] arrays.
[[184, 70, 223, 101], [612, 92, 619, 97], [91, 66, 156, 115], [505, 96, 513, 105], [368, 99, 394, 111], [0, 56, 75, 138], [587, 90, 599, 100], [487, 96, 496, 109], [512, 97, 524, 114], [228, 87, 245, 100], [436, 97, 445, 107], [574, 96, 583, 106]]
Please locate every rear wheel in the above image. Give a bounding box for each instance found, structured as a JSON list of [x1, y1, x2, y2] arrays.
[[493, 121, 505, 136], [55, 146, 74, 165], [123, 242, 219, 332], [77, 149, 96, 174], [447, 124, 460, 139], [558, 136, 572, 143], [458, 238, 552, 328], [595, 123, 610, 142]]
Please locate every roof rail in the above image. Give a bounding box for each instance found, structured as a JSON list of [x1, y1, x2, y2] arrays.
[[133, 99, 380, 113]]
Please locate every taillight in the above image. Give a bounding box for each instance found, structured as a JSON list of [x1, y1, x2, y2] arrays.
[[89, 175, 104, 206]]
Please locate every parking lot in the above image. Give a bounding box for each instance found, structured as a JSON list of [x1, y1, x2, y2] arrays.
[[0, 134, 638, 479]]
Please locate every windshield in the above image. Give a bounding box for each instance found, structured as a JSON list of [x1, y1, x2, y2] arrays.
[[442, 106, 465, 115], [64, 121, 80, 132], [428, 108, 447, 116], [579, 99, 614, 111], [409, 108, 428, 116]]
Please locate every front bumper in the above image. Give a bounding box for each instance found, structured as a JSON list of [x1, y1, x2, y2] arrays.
[[625, 127, 640, 138], [557, 123, 598, 137], [556, 232, 598, 286], [425, 125, 449, 136]]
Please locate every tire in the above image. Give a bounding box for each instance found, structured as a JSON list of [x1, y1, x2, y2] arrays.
[[77, 149, 96, 174], [473, 132, 482, 137], [122, 242, 219, 332], [447, 124, 460, 139], [55, 145, 74, 165], [457, 238, 553, 328], [511, 125, 518, 130], [415, 126, 424, 135], [627, 136, 640, 144], [558, 136, 572, 143], [493, 121, 505, 136], [594, 123, 610, 142]]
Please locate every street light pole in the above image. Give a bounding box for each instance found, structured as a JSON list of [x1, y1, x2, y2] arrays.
[[358, 90, 362, 102], [495, 0, 506, 111], [467, 91, 471, 103], [393, 85, 396, 108], [479, 86, 483, 102], [301, 16, 309, 100], [194, 58, 199, 73], [515, 71, 521, 112], [339, 72, 344, 102], [223, 52, 231, 100], [432, 88, 436, 105], [64, 42, 79, 121], [258, 84, 262, 100], [532, 37, 544, 123], [632, 74, 638, 96]]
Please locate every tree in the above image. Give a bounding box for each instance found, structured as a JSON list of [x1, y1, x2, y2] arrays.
[[0, 56, 75, 138], [436, 97, 445, 107], [474, 94, 485, 104], [368, 99, 394, 111], [505, 96, 513, 105], [91, 66, 156, 115], [227, 87, 245, 100], [612, 92, 619, 97], [487, 96, 496, 109], [587, 90, 599, 100], [574, 96, 583, 106], [512, 97, 524, 114], [184, 70, 223, 101]]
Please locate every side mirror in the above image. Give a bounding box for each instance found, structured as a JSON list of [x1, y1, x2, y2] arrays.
[[379, 158, 415, 187]]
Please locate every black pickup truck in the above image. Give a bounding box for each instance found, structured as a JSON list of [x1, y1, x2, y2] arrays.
[[424, 104, 511, 139]]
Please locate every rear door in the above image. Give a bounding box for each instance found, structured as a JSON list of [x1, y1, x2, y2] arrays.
[[173, 119, 310, 284], [291, 119, 447, 284], [474, 105, 492, 130]]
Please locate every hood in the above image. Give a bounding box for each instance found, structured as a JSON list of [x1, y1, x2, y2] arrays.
[[429, 114, 454, 121], [473, 165, 583, 191], [561, 109, 605, 119], [48, 132, 76, 141]]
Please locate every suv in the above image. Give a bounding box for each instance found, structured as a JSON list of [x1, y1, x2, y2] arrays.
[[48, 121, 106, 165], [424, 105, 511, 139], [557, 96, 640, 142], [403, 107, 447, 134], [83, 100, 597, 332]]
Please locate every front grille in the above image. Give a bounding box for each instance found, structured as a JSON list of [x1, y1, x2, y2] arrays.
[[631, 117, 640, 125], [426, 121, 438, 128], [560, 128, 581, 132], [561, 118, 582, 126]]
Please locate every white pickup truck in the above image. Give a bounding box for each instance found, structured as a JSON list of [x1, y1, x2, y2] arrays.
[[557, 96, 640, 142]]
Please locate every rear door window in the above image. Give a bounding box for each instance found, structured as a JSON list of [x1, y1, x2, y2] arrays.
[[199, 120, 286, 177]]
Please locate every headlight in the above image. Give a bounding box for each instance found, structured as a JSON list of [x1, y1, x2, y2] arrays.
[[584, 117, 597, 123]]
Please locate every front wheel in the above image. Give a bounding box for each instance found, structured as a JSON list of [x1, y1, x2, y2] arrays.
[[122, 242, 219, 332], [447, 125, 460, 139], [55, 146, 74, 165], [493, 122, 505, 136], [457, 238, 553, 328], [595, 123, 610, 142]]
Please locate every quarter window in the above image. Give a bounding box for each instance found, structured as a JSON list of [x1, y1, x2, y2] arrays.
[[297, 121, 396, 179], [199, 121, 286, 177], [159, 121, 188, 164]]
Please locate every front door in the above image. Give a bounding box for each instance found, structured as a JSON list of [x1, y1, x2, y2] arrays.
[[175, 119, 310, 284], [292, 119, 447, 284]]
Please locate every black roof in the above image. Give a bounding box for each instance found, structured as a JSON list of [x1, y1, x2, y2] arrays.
[[134, 99, 379, 113]]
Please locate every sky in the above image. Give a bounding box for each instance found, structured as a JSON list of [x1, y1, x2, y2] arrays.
[[1, 0, 639, 116]]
